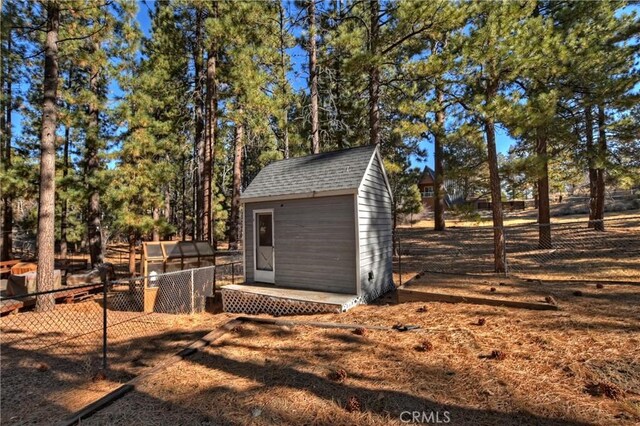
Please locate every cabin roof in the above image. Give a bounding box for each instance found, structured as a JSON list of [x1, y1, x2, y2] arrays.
[[241, 145, 378, 202]]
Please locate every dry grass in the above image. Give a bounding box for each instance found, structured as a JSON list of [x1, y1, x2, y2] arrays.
[[77, 278, 640, 426]]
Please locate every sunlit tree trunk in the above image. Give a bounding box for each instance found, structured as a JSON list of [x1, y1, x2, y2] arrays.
[[594, 105, 607, 231], [308, 0, 320, 154], [433, 83, 446, 231], [60, 125, 70, 258], [279, 2, 290, 159], [1, 30, 13, 261], [36, 1, 60, 312], [536, 128, 551, 248], [87, 40, 104, 267], [585, 106, 597, 228], [128, 231, 137, 276], [152, 206, 160, 241], [368, 0, 380, 146], [204, 14, 217, 245], [193, 7, 205, 240], [228, 118, 243, 249], [484, 80, 505, 273]]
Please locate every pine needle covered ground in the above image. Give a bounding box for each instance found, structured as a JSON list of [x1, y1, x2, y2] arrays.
[[82, 280, 640, 426]]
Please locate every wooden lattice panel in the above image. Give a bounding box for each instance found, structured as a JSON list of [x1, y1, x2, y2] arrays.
[[221, 288, 349, 316]]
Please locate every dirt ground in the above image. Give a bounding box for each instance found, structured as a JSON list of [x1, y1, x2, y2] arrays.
[[395, 210, 640, 284], [0, 308, 231, 425], [398, 271, 556, 305], [56, 277, 638, 426]]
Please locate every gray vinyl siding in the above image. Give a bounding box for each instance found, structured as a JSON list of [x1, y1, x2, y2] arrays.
[[358, 157, 394, 301], [244, 195, 357, 294]]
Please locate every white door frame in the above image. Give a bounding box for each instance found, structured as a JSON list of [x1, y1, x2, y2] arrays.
[[253, 208, 275, 283]]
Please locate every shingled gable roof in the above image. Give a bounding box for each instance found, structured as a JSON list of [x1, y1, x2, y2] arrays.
[[241, 145, 386, 202]]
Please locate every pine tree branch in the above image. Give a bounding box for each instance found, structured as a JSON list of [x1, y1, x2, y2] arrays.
[[57, 23, 108, 44]]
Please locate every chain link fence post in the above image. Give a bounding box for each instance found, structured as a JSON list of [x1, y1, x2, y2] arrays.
[[503, 226, 509, 278], [190, 268, 195, 314], [398, 234, 402, 287], [102, 281, 107, 370]]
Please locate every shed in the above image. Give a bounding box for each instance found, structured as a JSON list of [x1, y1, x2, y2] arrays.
[[221, 145, 394, 315]]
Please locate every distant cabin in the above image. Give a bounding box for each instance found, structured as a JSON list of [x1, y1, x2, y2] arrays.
[[221, 145, 394, 315], [418, 166, 465, 209]]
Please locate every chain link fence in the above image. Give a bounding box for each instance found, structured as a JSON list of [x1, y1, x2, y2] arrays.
[[505, 216, 640, 282], [395, 215, 640, 283], [213, 250, 243, 288], [0, 266, 216, 424]]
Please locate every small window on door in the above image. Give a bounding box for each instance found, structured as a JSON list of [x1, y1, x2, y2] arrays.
[[258, 214, 272, 247]]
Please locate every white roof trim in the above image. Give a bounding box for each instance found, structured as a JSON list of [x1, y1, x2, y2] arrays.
[[375, 147, 394, 202], [241, 188, 357, 204], [357, 145, 394, 202]]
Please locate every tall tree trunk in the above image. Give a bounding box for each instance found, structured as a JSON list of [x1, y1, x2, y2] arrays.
[[585, 106, 597, 228], [194, 7, 205, 240], [205, 8, 217, 246], [368, 0, 380, 146], [1, 31, 13, 261], [536, 128, 551, 248], [181, 154, 187, 241], [279, 2, 290, 159], [60, 125, 70, 259], [128, 231, 136, 276], [87, 41, 104, 267], [228, 119, 243, 250], [484, 82, 505, 273], [163, 187, 172, 240], [333, 0, 345, 149], [36, 1, 60, 312], [433, 84, 446, 231], [594, 105, 607, 231], [152, 206, 160, 241], [308, 0, 320, 154]]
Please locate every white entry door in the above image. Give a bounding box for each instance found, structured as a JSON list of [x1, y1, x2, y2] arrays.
[[254, 210, 275, 283]]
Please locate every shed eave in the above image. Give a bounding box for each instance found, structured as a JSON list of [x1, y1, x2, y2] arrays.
[[240, 188, 357, 204]]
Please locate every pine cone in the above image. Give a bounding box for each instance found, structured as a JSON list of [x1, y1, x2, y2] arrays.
[[586, 382, 625, 400], [36, 363, 49, 372], [353, 327, 367, 336], [92, 370, 107, 382], [596, 283, 604, 289], [329, 368, 348, 382], [490, 350, 506, 361], [477, 318, 486, 326], [490, 287, 496, 292], [415, 340, 433, 352], [573, 290, 583, 297], [416, 305, 428, 313], [345, 396, 361, 413]]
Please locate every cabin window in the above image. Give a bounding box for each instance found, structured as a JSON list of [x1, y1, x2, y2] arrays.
[[422, 187, 434, 197], [258, 214, 273, 247]]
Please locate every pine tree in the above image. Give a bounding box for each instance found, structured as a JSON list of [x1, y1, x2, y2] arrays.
[[458, 1, 538, 273]]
